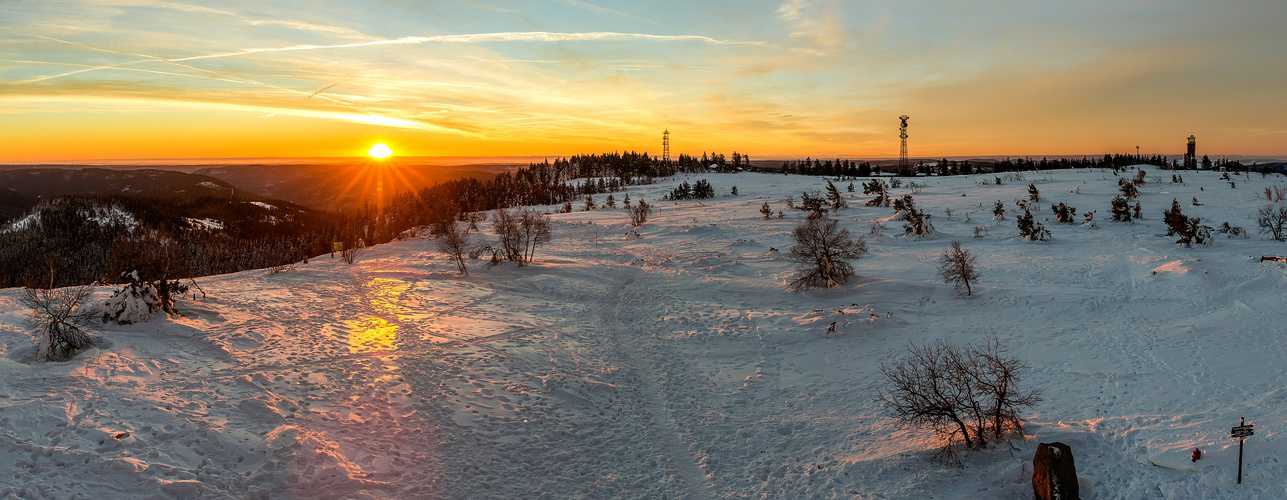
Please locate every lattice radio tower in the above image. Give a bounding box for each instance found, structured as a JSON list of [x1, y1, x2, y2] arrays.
[[663, 129, 670, 163], [898, 115, 910, 174]]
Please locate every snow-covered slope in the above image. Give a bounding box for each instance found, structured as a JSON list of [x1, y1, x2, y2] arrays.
[[2, 168, 1286, 499]]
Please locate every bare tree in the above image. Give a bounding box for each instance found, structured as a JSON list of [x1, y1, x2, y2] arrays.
[[937, 240, 980, 296], [628, 200, 652, 227], [436, 221, 471, 275], [787, 217, 868, 291], [21, 265, 96, 361], [493, 208, 551, 265], [876, 338, 1040, 455], [1258, 204, 1287, 241]]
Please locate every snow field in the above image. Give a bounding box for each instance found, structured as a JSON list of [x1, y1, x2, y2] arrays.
[[1, 168, 1287, 498]]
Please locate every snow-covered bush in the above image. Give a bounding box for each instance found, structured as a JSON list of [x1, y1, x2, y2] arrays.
[[863, 179, 889, 207], [1110, 196, 1133, 222], [1051, 203, 1077, 223], [1017, 210, 1050, 241], [759, 202, 773, 219], [1163, 198, 1212, 247], [100, 280, 162, 325], [1027, 183, 1041, 203]]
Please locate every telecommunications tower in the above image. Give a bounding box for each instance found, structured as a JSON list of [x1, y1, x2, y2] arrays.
[[1184, 135, 1196, 169], [898, 115, 910, 174], [663, 129, 671, 163]]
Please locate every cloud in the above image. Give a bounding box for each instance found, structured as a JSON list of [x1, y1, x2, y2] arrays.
[[552, 0, 664, 26], [244, 20, 373, 40], [165, 31, 762, 62]]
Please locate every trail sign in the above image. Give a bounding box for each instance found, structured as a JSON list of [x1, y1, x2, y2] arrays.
[[1232, 418, 1254, 484]]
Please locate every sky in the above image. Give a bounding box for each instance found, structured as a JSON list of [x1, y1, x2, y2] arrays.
[[2, 0, 1286, 161]]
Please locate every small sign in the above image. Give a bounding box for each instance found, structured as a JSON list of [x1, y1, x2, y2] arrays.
[[1231, 424, 1254, 438]]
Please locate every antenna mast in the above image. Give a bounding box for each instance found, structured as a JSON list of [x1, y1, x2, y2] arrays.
[[663, 129, 670, 163], [898, 115, 910, 175]]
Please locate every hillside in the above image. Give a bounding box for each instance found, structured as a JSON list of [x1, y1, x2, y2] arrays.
[[0, 187, 37, 223], [2, 168, 1286, 498], [0, 168, 258, 201], [195, 162, 518, 211]]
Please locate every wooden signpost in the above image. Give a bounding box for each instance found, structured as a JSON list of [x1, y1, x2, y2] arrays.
[[1231, 417, 1254, 484]]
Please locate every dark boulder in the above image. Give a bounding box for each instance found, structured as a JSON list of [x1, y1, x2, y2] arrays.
[[1033, 442, 1079, 500]]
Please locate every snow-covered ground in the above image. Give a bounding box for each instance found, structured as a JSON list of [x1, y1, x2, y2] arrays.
[[3, 168, 1287, 499]]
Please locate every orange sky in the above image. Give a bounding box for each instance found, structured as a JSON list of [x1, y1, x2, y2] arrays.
[[3, 1, 1286, 162]]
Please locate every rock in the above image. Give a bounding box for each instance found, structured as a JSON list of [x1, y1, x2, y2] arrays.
[[1033, 442, 1080, 500]]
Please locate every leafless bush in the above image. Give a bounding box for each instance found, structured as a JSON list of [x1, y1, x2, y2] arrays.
[[1258, 205, 1287, 241], [1274, 185, 1287, 202], [21, 274, 96, 362], [937, 240, 980, 296], [787, 217, 868, 291], [340, 245, 361, 264], [876, 337, 1040, 454], [629, 200, 652, 227], [437, 221, 471, 275], [494, 208, 551, 265]]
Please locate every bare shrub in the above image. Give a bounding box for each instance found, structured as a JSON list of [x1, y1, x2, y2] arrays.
[[1258, 205, 1287, 241], [21, 267, 96, 362], [340, 245, 361, 264], [937, 240, 980, 296], [436, 221, 471, 275], [493, 208, 551, 265], [876, 338, 1040, 454], [787, 217, 868, 291], [760, 202, 773, 219], [628, 200, 652, 227]]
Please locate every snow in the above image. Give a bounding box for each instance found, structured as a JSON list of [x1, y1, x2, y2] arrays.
[[183, 217, 224, 231], [3, 168, 1287, 498], [247, 201, 276, 210], [2, 212, 39, 232], [198, 181, 221, 189]]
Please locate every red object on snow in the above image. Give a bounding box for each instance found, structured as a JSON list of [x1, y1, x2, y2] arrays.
[[1192, 449, 1202, 462]]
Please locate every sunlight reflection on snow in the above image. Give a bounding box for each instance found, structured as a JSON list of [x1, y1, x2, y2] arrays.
[[346, 316, 397, 354]]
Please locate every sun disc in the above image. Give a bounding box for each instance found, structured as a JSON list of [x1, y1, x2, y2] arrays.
[[368, 143, 393, 159]]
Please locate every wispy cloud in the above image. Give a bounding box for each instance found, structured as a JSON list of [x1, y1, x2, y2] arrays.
[[165, 31, 762, 62], [244, 19, 373, 40], [552, 0, 664, 26]]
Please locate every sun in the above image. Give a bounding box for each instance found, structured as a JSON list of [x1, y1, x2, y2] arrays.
[[367, 143, 393, 159]]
